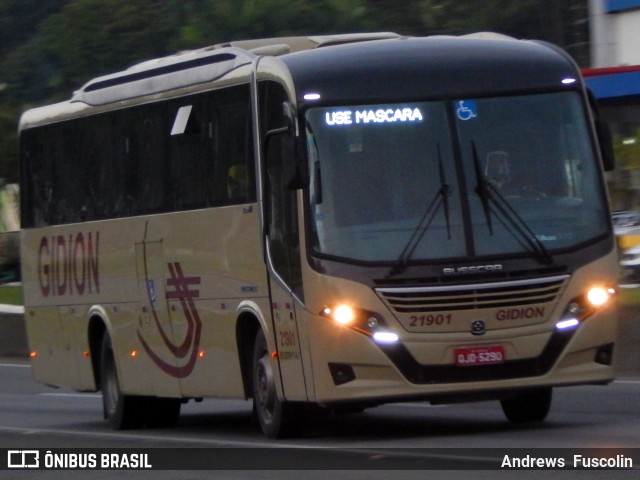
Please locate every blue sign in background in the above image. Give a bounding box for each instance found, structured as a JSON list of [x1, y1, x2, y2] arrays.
[[584, 69, 640, 99], [606, 0, 640, 13]]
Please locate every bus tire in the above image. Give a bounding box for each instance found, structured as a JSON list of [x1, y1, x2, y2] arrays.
[[501, 387, 552, 423], [100, 334, 145, 430], [252, 330, 300, 439]]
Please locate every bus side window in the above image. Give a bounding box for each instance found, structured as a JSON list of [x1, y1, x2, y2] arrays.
[[227, 165, 248, 201], [21, 129, 52, 228], [214, 84, 255, 206], [129, 105, 166, 215], [168, 98, 211, 210]]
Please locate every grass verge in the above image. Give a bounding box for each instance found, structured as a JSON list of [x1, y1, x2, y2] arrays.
[[0, 285, 23, 305]]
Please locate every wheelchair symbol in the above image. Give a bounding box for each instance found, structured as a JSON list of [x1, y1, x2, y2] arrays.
[[456, 100, 478, 121]]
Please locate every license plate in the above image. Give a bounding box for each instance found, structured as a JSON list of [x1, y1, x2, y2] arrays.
[[454, 345, 505, 366]]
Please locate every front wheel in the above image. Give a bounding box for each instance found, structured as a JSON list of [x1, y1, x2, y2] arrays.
[[501, 387, 552, 423], [252, 330, 301, 438]]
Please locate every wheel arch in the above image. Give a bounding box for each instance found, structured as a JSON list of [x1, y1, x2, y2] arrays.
[[87, 305, 112, 390], [235, 301, 270, 399]]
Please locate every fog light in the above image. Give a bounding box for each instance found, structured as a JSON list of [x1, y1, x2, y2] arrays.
[[328, 363, 356, 385], [595, 344, 614, 365]]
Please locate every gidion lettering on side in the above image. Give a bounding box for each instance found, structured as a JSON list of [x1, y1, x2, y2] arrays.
[[38, 232, 100, 297]]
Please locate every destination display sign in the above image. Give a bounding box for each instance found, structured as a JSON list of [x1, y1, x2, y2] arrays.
[[324, 106, 424, 126]]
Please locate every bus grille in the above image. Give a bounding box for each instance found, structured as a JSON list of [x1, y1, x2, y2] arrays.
[[375, 275, 569, 313]]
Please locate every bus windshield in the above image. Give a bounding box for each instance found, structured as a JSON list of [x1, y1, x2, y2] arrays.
[[305, 91, 609, 264]]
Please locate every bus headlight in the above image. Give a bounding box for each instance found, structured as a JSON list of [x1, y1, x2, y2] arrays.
[[331, 305, 356, 325], [320, 304, 398, 344], [586, 286, 614, 307], [555, 286, 616, 331]]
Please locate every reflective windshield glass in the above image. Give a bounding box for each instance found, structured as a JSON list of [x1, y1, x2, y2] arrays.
[[305, 92, 609, 264], [306, 102, 465, 263], [455, 92, 608, 256]]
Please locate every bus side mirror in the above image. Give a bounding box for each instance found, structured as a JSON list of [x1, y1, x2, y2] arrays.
[[288, 137, 308, 190], [264, 133, 307, 190], [264, 101, 307, 190], [596, 119, 615, 172]]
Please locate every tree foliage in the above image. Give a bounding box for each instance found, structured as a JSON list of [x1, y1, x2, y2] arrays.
[[0, 0, 67, 58], [0, 0, 589, 184]]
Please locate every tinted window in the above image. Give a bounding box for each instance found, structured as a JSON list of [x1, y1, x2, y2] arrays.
[[20, 84, 255, 227]]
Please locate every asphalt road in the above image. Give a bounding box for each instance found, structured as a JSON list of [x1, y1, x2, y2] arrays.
[[0, 358, 638, 479]]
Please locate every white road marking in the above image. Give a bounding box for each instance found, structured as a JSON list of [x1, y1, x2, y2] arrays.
[[0, 424, 289, 448], [39, 393, 101, 399]]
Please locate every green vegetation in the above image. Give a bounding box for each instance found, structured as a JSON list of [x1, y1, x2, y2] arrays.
[[619, 287, 640, 306], [0, 285, 22, 306]]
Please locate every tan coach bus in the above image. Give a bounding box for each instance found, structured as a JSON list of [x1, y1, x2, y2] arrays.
[[19, 33, 618, 438]]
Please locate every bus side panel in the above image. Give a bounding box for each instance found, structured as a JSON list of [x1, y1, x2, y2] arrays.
[[170, 299, 249, 398], [58, 304, 95, 391], [109, 301, 172, 397], [131, 241, 182, 398], [144, 206, 268, 399], [25, 306, 81, 389]]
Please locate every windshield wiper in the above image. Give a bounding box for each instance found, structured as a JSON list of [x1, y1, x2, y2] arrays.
[[471, 142, 553, 265], [388, 144, 451, 277], [472, 142, 494, 235], [438, 143, 452, 240]]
